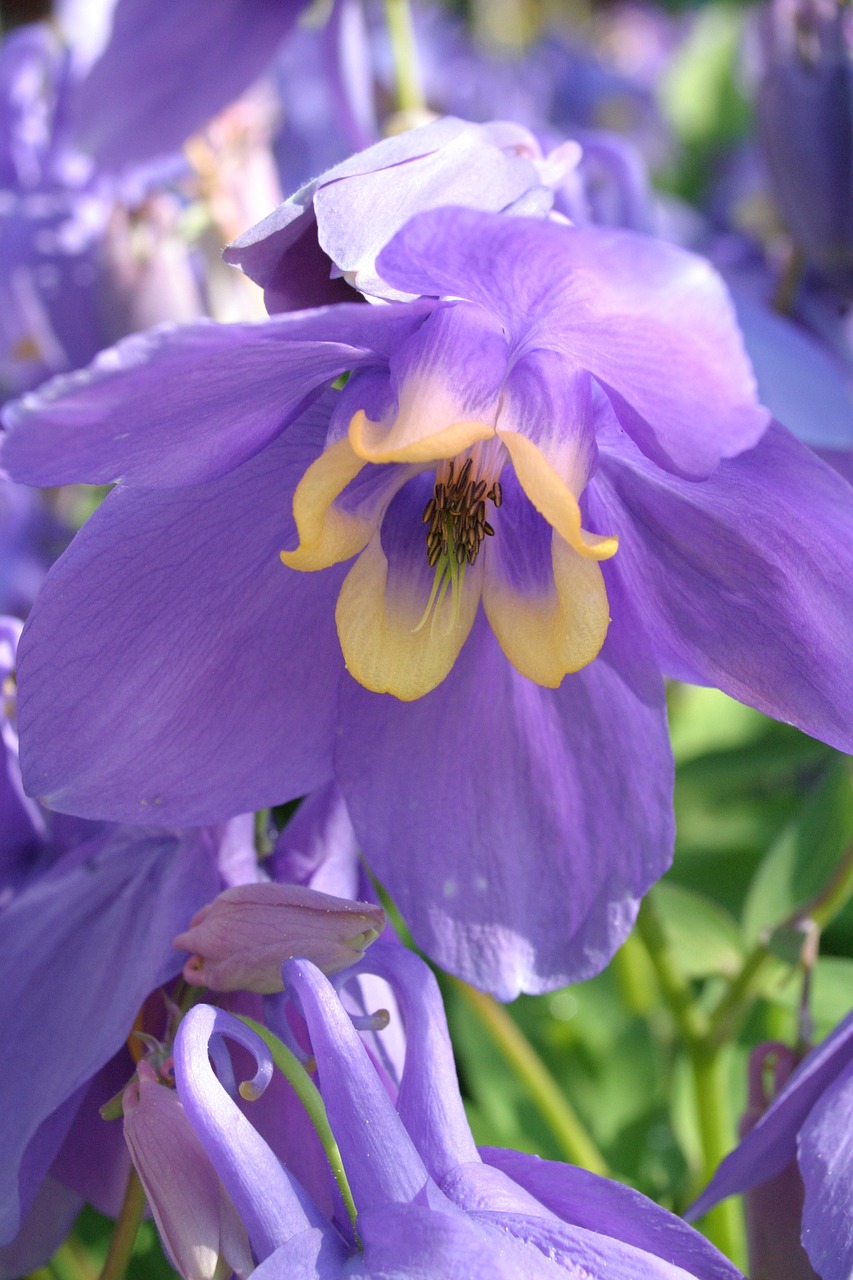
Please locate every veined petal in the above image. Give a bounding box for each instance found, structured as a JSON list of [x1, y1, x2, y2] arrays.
[[798, 1064, 853, 1280], [348, 303, 506, 464], [498, 352, 599, 496], [335, 478, 482, 701], [482, 476, 610, 687], [498, 429, 618, 561]]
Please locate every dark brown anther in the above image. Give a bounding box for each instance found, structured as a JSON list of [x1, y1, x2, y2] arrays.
[[466, 546, 477, 565], [475, 500, 486, 524], [455, 542, 467, 565], [428, 542, 441, 568], [447, 460, 455, 482], [471, 479, 487, 504], [434, 483, 445, 507], [490, 482, 503, 508], [457, 457, 473, 489], [484, 522, 495, 537], [422, 497, 436, 524]]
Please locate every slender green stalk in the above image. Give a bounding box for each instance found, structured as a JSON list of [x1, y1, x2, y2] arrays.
[[448, 978, 608, 1175], [688, 1045, 746, 1266], [635, 896, 707, 1047], [635, 895, 744, 1265], [236, 1015, 358, 1232], [707, 837, 853, 1049], [384, 0, 425, 114], [97, 1167, 146, 1280]]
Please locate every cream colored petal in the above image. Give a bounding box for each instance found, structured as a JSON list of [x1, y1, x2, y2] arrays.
[[498, 429, 618, 561], [281, 438, 413, 572], [482, 532, 610, 687], [349, 407, 495, 465], [335, 533, 483, 701]]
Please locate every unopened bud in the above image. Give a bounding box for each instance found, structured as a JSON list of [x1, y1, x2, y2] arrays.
[[173, 883, 385, 993], [123, 1062, 252, 1280]]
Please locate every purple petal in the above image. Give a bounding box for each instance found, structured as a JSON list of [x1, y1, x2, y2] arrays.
[[226, 117, 549, 308], [797, 1065, 853, 1280], [283, 958, 433, 1212], [376, 209, 768, 478], [16, 404, 346, 825], [483, 1149, 742, 1280], [335, 573, 673, 999], [0, 824, 221, 1242], [175, 1005, 331, 1260], [689, 1008, 853, 1220], [353, 944, 479, 1182], [269, 783, 361, 899], [593, 421, 853, 755], [1, 304, 432, 488], [67, 0, 309, 172], [0, 1177, 81, 1280]]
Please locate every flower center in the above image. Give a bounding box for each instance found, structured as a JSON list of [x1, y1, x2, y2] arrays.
[[414, 441, 507, 636], [422, 442, 506, 570]]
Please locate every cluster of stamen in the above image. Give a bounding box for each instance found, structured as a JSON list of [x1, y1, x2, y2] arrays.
[[421, 455, 503, 569]]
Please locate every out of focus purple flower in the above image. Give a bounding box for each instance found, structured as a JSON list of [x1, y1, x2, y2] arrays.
[[758, 0, 853, 295], [168, 946, 744, 1279], [0, 0, 313, 396], [5, 191, 853, 998], [690, 1011, 853, 1280]]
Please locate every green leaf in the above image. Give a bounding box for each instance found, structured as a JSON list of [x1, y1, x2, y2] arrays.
[[653, 882, 743, 978], [742, 758, 853, 944]]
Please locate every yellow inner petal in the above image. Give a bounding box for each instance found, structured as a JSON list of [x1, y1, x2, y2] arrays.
[[350, 408, 494, 465], [335, 533, 482, 701], [482, 532, 611, 687], [281, 438, 375, 572], [498, 429, 618, 561]]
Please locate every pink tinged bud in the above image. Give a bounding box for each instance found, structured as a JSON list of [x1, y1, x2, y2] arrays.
[[172, 883, 385, 993], [122, 1062, 253, 1280]]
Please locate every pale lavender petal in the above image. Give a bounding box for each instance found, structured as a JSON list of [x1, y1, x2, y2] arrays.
[[593, 422, 853, 755], [16, 405, 346, 825], [797, 1065, 853, 1280], [1, 305, 431, 489], [484, 1149, 742, 1280], [690, 1009, 853, 1219], [0, 825, 221, 1242], [376, 209, 768, 478], [336, 572, 673, 999]]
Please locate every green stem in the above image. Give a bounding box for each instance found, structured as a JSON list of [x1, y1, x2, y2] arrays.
[[237, 1015, 359, 1233], [688, 1045, 745, 1266], [635, 896, 744, 1265], [448, 979, 608, 1175], [635, 896, 707, 1047], [384, 0, 425, 114], [97, 1167, 146, 1280], [707, 836, 853, 1049]]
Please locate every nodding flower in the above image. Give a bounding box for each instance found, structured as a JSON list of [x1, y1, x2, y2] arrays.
[[171, 944, 745, 1279]]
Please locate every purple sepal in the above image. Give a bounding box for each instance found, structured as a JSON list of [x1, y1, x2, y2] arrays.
[[0, 1177, 81, 1280], [0, 825, 221, 1242]]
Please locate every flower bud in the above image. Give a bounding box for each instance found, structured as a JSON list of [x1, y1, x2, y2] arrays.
[[173, 883, 385, 993], [122, 1062, 252, 1280]]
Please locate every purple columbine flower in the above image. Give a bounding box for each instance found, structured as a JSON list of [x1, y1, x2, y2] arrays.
[[4, 198, 853, 998], [757, 0, 853, 296], [689, 1011, 853, 1280], [171, 945, 744, 1279]]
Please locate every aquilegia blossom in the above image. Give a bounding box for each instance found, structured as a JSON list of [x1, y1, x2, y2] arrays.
[[170, 945, 744, 1279], [690, 1010, 853, 1280], [4, 196, 853, 997]]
